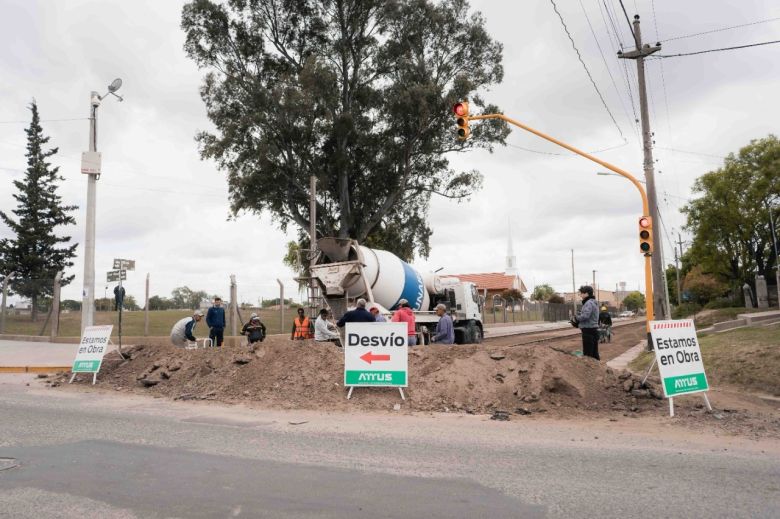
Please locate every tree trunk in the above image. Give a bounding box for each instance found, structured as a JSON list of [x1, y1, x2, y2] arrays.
[[31, 294, 37, 322]]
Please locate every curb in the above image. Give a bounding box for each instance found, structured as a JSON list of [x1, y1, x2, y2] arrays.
[[0, 366, 70, 374]]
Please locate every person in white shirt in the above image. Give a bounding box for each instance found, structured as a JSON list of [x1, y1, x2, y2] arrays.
[[314, 308, 341, 343]]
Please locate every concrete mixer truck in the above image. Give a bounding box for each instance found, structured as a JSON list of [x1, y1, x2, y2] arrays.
[[308, 238, 484, 344]]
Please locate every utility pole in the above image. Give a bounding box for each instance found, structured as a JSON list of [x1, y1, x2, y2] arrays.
[[144, 273, 150, 337], [618, 15, 667, 320], [571, 250, 577, 315], [1, 272, 16, 335], [766, 199, 780, 309], [309, 175, 318, 316], [674, 247, 682, 305], [592, 269, 597, 300], [81, 92, 100, 334]]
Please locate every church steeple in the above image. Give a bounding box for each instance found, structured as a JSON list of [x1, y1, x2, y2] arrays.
[[505, 218, 517, 275]]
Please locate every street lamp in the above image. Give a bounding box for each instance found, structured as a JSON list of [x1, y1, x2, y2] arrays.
[[80, 78, 123, 333], [597, 171, 646, 184]]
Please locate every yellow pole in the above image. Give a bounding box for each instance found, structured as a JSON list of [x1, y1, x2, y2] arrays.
[[468, 113, 654, 328]]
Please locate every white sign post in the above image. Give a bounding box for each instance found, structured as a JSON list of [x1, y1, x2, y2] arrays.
[[344, 322, 408, 400], [649, 319, 711, 417], [69, 324, 114, 385]]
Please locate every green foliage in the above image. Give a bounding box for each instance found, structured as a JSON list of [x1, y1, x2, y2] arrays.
[[181, 0, 508, 260], [61, 299, 81, 311], [170, 286, 210, 309], [703, 298, 738, 310], [622, 291, 646, 311], [682, 135, 780, 292], [665, 264, 679, 304], [547, 294, 565, 304], [0, 101, 78, 320], [148, 295, 174, 311], [682, 265, 727, 305], [500, 288, 524, 302], [672, 302, 700, 319], [531, 283, 556, 301]]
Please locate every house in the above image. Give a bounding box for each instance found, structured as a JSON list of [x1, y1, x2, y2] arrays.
[[451, 273, 528, 306]]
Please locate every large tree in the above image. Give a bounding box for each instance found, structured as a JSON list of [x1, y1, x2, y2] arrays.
[[0, 101, 78, 320], [682, 135, 779, 295], [181, 0, 508, 260]]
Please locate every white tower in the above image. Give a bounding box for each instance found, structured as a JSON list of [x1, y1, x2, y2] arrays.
[[505, 219, 518, 276]]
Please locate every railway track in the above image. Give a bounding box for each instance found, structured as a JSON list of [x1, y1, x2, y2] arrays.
[[483, 320, 646, 348]]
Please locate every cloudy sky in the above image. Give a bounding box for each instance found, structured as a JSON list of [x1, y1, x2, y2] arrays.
[[1, 0, 778, 305]]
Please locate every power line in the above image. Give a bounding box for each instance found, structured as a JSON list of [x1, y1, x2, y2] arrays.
[[507, 141, 628, 156], [617, 0, 638, 45], [548, 0, 627, 142], [661, 16, 780, 42], [602, 0, 625, 50], [655, 39, 780, 58], [0, 117, 88, 125], [579, 0, 638, 143], [656, 147, 726, 160]]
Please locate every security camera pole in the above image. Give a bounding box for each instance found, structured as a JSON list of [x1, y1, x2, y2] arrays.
[[80, 79, 123, 333]]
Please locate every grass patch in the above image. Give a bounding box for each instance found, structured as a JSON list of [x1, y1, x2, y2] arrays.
[[630, 324, 780, 396], [1, 308, 294, 338]]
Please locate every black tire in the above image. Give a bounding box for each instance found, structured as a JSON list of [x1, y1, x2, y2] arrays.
[[467, 321, 482, 344]]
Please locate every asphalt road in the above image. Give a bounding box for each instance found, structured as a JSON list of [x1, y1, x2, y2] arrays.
[[1, 375, 778, 518]]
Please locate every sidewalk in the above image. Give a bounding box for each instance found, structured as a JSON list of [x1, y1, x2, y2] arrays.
[[483, 321, 570, 338], [0, 339, 76, 372]]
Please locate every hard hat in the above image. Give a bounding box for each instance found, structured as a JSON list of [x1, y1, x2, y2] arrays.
[[601, 306, 607, 311], [250, 312, 258, 319]]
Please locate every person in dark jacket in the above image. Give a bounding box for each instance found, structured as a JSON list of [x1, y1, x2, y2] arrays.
[[570, 286, 600, 360], [206, 297, 226, 347], [598, 306, 612, 326], [337, 298, 376, 327], [241, 313, 266, 344]]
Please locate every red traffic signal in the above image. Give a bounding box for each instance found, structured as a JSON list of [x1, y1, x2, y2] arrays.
[[453, 101, 470, 140], [638, 216, 653, 255], [453, 102, 468, 117]]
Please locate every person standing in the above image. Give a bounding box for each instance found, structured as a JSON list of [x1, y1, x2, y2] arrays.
[[336, 298, 376, 327], [391, 299, 418, 346], [291, 307, 313, 340], [314, 308, 341, 343], [430, 303, 454, 344], [170, 310, 204, 348], [368, 304, 387, 322], [206, 297, 226, 347], [571, 286, 600, 360], [241, 313, 266, 345]]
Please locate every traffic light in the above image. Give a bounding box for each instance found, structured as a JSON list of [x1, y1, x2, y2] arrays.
[[453, 101, 470, 140], [638, 216, 653, 255]]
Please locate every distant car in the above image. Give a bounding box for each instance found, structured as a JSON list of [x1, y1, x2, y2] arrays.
[[618, 311, 634, 317]]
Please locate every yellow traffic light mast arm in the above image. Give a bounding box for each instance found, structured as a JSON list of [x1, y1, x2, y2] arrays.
[[468, 112, 654, 325]]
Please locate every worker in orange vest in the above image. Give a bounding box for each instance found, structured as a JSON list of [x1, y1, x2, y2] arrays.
[[290, 307, 313, 340]]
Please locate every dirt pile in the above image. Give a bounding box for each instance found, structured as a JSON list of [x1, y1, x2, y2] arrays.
[[57, 336, 669, 416]]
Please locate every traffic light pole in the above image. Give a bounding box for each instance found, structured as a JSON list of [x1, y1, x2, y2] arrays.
[[468, 112, 654, 338]]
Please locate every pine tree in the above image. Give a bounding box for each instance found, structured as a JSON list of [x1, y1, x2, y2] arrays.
[[0, 101, 78, 320]]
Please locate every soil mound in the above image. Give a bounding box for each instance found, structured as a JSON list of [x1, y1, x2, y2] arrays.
[[68, 336, 666, 416]]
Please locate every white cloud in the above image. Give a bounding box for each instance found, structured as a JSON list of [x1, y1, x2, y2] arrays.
[[1, 0, 778, 307]]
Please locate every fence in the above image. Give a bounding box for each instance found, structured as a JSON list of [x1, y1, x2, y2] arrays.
[[481, 298, 573, 324]]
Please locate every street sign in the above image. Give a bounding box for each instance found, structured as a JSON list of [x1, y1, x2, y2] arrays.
[[112, 258, 135, 271], [650, 319, 709, 397], [72, 325, 113, 374], [80, 151, 102, 175], [107, 270, 126, 282], [344, 322, 408, 387]]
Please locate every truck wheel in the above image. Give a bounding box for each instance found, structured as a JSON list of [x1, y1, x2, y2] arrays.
[[467, 321, 482, 344]]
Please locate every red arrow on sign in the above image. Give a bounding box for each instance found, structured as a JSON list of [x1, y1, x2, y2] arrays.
[[360, 351, 391, 364]]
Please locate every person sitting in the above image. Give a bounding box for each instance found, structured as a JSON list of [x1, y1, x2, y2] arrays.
[[314, 308, 341, 343], [241, 313, 266, 344], [170, 310, 204, 348], [336, 298, 377, 327], [430, 303, 454, 344]]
